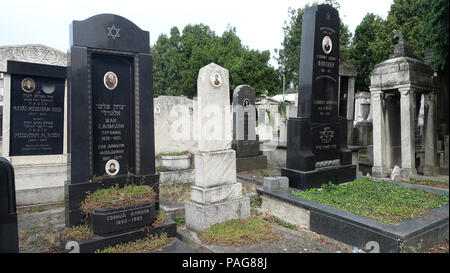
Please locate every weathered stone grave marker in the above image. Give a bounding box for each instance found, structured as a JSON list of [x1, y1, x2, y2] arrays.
[[0, 157, 18, 253], [185, 63, 250, 232], [64, 14, 175, 252], [0, 49, 68, 206], [370, 30, 437, 178], [232, 84, 267, 172], [282, 4, 356, 190]]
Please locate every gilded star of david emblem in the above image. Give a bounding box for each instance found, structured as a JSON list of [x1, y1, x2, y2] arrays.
[[107, 25, 121, 39]]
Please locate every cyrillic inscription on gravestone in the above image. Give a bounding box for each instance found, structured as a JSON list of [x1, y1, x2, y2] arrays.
[[10, 75, 64, 156], [91, 54, 133, 177]]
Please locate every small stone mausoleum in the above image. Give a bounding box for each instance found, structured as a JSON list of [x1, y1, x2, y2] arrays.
[[370, 31, 437, 178]]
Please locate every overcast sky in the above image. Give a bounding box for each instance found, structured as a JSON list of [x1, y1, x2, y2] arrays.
[[0, 0, 393, 67]]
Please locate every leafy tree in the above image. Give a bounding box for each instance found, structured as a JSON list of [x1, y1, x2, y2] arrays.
[[386, 0, 430, 60], [152, 24, 280, 98], [423, 0, 448, 71], [349, 13, 391, 92], [276, 1, 352, 88], [349, 0, 448, 92], [276, 6, 306, 90]]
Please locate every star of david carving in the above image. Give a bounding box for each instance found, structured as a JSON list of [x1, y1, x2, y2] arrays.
[[107, 25, 121, 39]]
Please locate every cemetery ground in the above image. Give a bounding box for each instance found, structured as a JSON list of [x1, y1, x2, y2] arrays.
[[15, 166, 449, 253]]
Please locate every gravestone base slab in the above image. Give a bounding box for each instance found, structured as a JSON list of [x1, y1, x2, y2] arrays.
[[236, 155, 267, 172], [232, 140, 261, 158], [185, 197, 250, 232], [64, 219, 177, 253], [190, 183, 242, 205], [65, 173, 159, 227], [281, 165, 356, 191]]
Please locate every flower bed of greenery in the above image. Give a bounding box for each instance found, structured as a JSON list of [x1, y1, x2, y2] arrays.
[[407, 177, 449, 189], [60, 224, 96, 241], [291, 178, 449, 225], [162, 151, 189, 156], [95, 232, 172, 253], [80, 185, 156, 215], [198, 216, 281, 246]]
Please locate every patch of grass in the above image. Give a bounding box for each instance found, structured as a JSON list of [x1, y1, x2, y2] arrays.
[[410, 178, 449, 189], [60, 224, 95, 241], [259, 211, 297, 230], [153, 210, 168, 226], [81, 185, 156, 215], [198, 216, 282, 246], [162, 151, 189, 156], [250, 196, 262, 208], [95, 232, 172, 253], [292, 178, 449, 225], [155, 166, 168, 172], [30, 235, 45, 245], [175, 218, 185, 225], [160, 182, 193, 204]]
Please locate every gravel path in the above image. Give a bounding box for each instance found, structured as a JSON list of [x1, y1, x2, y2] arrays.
[[17, 207, 65, 253]]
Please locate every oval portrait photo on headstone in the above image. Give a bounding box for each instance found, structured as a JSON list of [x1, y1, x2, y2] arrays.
[[322, 36, 332, 55], [42, 83, 56, 94], [104, 71, 118, 90], [243, 98, 250, 111], [105, 159, 120, 176], [210, 71, 222, 88], [21, 78, 35, 92]]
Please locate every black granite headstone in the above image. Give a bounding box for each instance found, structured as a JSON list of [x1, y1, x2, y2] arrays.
[[0, 157, 19, 253], [282, 5, 355, 190], [7, 60, 66, 156], [232, 85, 259, 158], [65, 14, 158, 228], [231, 85, 267, 171]]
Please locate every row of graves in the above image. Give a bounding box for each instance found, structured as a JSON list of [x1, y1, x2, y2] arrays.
[[0, 4, 448, 253]]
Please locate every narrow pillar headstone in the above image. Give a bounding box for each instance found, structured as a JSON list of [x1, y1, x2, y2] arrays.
[[185, 63, 250, 232], [231, 85, 267, 171]]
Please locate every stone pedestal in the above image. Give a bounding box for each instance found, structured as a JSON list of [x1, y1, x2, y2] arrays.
[[185, 150, 250, 232], [185, 197, 250, 232], [355, 121, 372, 146]]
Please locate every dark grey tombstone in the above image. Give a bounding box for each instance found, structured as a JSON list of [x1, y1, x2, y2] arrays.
[[282, 4, 355, 190], [6, 60, 66, 156], [65, 14, 158, 227], [232, 85, 267, 171], [0, 157, 18, 253]]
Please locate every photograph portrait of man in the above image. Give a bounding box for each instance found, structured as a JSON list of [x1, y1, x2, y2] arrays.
[[104, 71, 118, 90], [105, 159, 120, 176], [21, 78, 35, 92], [322, 36, 332, 55]]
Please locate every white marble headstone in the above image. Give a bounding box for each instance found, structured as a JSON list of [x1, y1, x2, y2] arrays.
[[197, 63, 232, 152]]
